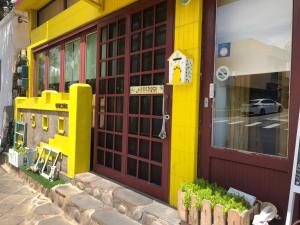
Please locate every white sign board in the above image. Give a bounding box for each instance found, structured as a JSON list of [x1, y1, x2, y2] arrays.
[[130, 85, 164, 95], [228, 187, 256, 206], [286, 109, 300, 225]]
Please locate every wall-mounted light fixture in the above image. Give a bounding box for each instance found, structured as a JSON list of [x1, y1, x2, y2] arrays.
[[17, 15, 28, 23]]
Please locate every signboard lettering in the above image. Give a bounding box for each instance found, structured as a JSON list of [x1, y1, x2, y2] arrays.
[[130, 85, 164, 95], [55, 103, 68, 109]]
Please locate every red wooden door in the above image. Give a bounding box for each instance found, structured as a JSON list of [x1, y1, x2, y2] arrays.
[[199, 0, 300, 220], [93, 0, 174, 201]]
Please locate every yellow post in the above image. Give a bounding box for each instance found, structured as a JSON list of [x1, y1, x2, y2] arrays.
[[169, 0, 203, 206], [68, 83, 92, 177]]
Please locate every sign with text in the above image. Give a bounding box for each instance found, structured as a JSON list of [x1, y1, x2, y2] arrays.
[[286, 110, 300, 225], [130, 85, 164, 95]]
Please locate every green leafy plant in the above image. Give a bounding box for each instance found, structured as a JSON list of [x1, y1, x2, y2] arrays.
[[181, 179, 250, 213], [15, 146, 27, 154]]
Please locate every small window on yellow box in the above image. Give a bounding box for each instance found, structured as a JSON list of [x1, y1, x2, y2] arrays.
[[42, 115, 49, 131], [19, 113, 24, 121], [58, 117, 65, 135], [31, 114, 36, 128]]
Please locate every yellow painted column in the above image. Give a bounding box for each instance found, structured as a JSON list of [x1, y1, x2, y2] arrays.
[[169, 0, 203, 206], [27, 10, 36, 97], [27, 47, 34, 97], [68, 83, 92, 177]]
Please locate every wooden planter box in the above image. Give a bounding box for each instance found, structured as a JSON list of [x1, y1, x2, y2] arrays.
[[178, 190, 260, 225]]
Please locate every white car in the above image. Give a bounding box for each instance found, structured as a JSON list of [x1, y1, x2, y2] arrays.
[[241, 99, 282, 115]]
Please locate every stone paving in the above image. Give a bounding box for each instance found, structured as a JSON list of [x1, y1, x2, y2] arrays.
[[0, 166, 77, 225], [0, 162, 181, 225]]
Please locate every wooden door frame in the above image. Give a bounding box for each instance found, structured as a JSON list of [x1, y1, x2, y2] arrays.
[[93, 0, 174, 202], [198, 0, 300, 183]]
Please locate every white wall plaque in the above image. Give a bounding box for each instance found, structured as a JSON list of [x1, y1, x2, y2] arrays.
[[130, 85, 164, 95]]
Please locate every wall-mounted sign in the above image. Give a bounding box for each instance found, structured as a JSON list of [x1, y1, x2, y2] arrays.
[[55, 103, 68, 109], [218, 42, 231, 57], [168, 50, 193, 85], [216, 66, 230, 82], [130, 85, 164, 95], [286, 110, 300, 225], [179, 0, 191, 5]]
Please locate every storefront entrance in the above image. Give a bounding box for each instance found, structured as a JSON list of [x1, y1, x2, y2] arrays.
[[93, 0, 174, 201], [199, 0, 300, 219]]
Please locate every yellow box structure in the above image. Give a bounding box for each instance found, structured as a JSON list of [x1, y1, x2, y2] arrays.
[[15, 84, 92, 178]]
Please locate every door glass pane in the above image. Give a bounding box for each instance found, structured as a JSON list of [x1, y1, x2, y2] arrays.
[[86, 32, 97, 93], [212, 0, 292, 157], [64, 39, 80, 92], [49, 47, 60, 91], [36, 52, 45, 96]]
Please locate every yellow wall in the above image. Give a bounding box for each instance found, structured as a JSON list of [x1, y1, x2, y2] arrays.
[[169, 0, 203, 206], [27, 0, 137, 97], [15, 84, 92, 178]]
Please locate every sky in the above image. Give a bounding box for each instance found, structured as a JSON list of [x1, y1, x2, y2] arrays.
[[216, 0, 293, 49]]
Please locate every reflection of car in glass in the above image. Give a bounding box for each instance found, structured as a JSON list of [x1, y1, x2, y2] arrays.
[[241, 99, 282, 115]]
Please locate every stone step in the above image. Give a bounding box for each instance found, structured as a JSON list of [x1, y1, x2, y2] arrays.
[[91, 209, 141, 225], [73, 172, 181, 225]]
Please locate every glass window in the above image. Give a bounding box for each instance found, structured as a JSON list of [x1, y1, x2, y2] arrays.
[[36, 52, 46, 96], [212, 0, 292, 157], [65, 39, 80, 92], [49, 47, 60, 91], [86, 32, 97, 93]]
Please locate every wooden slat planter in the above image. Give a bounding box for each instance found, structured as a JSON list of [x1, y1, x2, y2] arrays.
[[178, 191, 257, 225], [189, 195, 200, 225], [178, 190, 188, 222]]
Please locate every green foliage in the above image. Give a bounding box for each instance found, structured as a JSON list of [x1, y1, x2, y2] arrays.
[[20, 166, 66, 189], [15, 146, 27, 154], [181, 179, 250, 213]]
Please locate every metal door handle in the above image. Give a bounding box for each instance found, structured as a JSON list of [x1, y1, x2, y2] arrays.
[[158, 93, 170, 139]]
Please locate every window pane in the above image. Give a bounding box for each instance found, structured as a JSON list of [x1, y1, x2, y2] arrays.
[[155, 2, 167, 24], [132, 13, 141, 31], [86, 33, 97, 94], [36, 52, 45, 96], [49, 47, 60, 92], [212, 0, 292, 157], [143, 7, 154, 27], [65, 39, 80, 92]]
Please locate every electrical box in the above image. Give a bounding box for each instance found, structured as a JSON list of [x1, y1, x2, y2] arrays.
[[168, 50, 193, 85]]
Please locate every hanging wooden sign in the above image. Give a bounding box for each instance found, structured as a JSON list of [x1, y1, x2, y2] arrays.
[[286, 109, 300, 225], [130, 85, 164, 95]]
